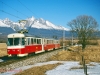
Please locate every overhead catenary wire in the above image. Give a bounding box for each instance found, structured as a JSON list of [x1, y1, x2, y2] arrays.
[[0, 10, 22, 20], [17, 0, 39, 18], [0, 0, 29, 18], [17, 0, 45, 35]]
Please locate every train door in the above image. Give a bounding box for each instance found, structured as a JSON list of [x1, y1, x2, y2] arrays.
[[35, 38, 45, 53], [55, 40, 60, 49], [25, 37, 32, 53]]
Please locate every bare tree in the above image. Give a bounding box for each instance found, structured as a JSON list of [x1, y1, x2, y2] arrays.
[[67, 15, 99, 51]]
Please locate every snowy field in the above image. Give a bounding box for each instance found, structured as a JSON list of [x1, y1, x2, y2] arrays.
[[0, 61, 100, 75]]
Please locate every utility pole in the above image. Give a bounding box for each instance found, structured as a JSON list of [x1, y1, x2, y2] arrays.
[[63, 28, 65, 50], [71, 30, 74, 46]]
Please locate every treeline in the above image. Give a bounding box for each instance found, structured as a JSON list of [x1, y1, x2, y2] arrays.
[[0, 39, 7, 43], [60, 38, 99, 46], [0, 35, 7, 43]]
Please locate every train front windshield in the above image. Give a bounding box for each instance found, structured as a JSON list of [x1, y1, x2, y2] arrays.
[[7, 38, 25, 46]]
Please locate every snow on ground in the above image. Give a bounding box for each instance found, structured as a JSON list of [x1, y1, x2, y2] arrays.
[[0, 59, 4, 62], [46, 61, 100, 75], [0, 61, 60, 75], [0, 61, 100, 75], [46, 61, 84, 75]]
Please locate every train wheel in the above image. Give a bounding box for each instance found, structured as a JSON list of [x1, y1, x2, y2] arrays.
[[12, 54, 17, 57], [28, 52, 35, 57], [45, 50, 48, 52]]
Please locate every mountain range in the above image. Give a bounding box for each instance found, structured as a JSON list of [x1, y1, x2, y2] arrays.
[[0, 16, 69, 31], [0, 17, 70, 40]]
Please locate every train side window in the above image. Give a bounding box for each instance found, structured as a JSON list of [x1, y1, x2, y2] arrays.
[[49, 40, 52, 44], [44, 39, 47, 44], [22, 38, 25, 45], [25, 38, 27, 45], [51, 40, 52, 44], [52, 40, 53, 44], [58, 41, 59, 44], [37, 39, 41, 44], [34, 38, 36, 44], [56, 40, 58, 43], [48, 40, 50, 44], [49, 40, 51, 44], [55, 40, 56, 44], [31, 38, 33, 44], [52, 40, 54, 44], [57, 41, 58, 43], [28, 38, 30, 45], [47, 40, 51, 44], [55, 40, 59, 44], [47, 40, 49, 44]]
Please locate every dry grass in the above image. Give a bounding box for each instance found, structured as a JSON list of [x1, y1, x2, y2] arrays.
[[70, 66, 84, 70], [48, 43, 100, 63], [15, 63, 61, 75], [48, 50, 81, 61], [82, 45, 100, 62], [0, 43, 7, 48], [0, 43, 7, 57]]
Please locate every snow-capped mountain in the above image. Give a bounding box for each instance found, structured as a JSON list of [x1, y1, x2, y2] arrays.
[[0, 16, 69, 31], [0, 19, 10, 27]]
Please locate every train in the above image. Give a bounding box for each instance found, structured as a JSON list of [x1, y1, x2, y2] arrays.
[[6, 31, 60, 57]]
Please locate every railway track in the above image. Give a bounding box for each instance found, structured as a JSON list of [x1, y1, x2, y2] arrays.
[[0, 52, 45, 67], [0, 48, 62, 73], [0, 56, 25, 67]]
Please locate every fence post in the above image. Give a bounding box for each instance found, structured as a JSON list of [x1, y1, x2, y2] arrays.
[[85, 65, 88, 75], [83, 58, 88, 75], [82, 56, 88, 75]]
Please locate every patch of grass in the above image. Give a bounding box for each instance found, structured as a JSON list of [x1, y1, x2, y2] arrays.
[[70, 66, 84, 70], [48, 44, 100, 64], [15, 63, 61, 75]]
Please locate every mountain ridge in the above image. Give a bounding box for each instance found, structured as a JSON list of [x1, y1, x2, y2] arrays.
[[0, 16, 69, 31]]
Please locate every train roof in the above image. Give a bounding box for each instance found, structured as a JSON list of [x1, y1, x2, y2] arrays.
[[7, 33, 35, 38], [7, 33, 59, 40]]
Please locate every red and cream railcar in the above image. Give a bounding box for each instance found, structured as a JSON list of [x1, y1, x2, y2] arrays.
[[7, 33, 60, 57]]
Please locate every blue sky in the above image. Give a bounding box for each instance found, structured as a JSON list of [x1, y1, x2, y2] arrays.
[[0, 0, 100, 29]]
